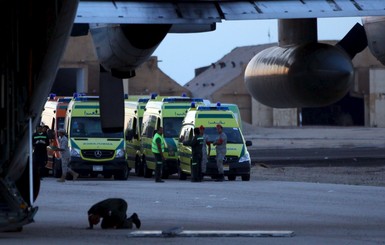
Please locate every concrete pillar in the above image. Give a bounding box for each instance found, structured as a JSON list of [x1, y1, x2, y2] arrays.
[[273, 108, 298, 126], [123, 79, 129, 95], [251, 98, 273, 126], [76, 68, 86, 93], [369, 68, 385, 127]]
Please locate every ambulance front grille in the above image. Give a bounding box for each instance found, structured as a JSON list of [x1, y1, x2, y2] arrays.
[[81, 150, 114, 159], [209, 155, 238, 163]]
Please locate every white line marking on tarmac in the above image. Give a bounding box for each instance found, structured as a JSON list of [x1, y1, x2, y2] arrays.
[[127, 230, 295, 238]]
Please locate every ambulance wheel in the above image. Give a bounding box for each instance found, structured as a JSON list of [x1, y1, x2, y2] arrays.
[[90, 173, 98, 178], [16, 160, 40, 204], [161, 169, 169, 179], [135, 155, 143, 176], [178, 162, 187, 180], [143, 158, 152, 178], [227, 175, 236, 181], [115, 165, 129, 180], [104, 174, 112, 179], [241, 174, 250, 181]]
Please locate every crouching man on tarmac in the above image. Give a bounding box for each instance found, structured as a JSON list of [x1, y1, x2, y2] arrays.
[[87, 198, 141, 229]]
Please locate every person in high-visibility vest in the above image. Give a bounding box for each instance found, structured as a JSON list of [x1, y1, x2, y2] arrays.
[[152, 126, 165, 183]]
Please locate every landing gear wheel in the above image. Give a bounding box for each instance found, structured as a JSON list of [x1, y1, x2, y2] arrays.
[[115, 166, 129, 180], [15, 161, 40, 204], [227, 175, 236, 181]]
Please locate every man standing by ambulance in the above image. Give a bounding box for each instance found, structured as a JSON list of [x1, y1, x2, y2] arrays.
[[152, 126, 165, 183], [199, 125, 210, 181], [213, 124, 227, 182], [183, 127, 204, 182], [32, 125, 49, 180]]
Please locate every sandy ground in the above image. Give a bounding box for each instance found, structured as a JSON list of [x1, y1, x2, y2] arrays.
[[251, 164, 385, 187]]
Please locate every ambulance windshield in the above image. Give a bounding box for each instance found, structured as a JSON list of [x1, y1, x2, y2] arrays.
[[71, 118, 123, 138]]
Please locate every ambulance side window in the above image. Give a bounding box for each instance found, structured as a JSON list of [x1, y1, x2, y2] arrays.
[[187, 127, 193, 141], [142, 115, 156, 138], [179, 127, 187, 142], [125, 117, 136, 140]]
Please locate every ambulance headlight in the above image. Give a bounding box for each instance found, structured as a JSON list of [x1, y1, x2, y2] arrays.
[[70, 148, 81, 157], [239, 151, 251, 163], [116, 148, 125, 158], [168, 148, 175, 157]]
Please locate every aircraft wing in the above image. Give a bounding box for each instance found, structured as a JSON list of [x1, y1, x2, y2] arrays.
[[76, 0, 385, 27], [75, 0, 385, 124]]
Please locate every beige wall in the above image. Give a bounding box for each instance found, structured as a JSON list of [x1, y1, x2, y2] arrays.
[[60, 34, 100, 94], [251, 99, 273, 127], [128, 57, 191, 97], [273, 108, 298, 126], [211, 76, 252, 123]]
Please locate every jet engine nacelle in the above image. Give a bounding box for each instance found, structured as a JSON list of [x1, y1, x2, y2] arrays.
[[362, 16, 385, 66], [90, 24, 171, 78], [244, 43, 354, 108]]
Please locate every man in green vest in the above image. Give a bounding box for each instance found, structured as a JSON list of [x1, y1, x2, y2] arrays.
[[152, 126, 165, 183]]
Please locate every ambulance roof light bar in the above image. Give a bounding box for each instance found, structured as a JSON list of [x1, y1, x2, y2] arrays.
[[163, 97, 203, 103], [138, 98, 150, 103], [48, 93, 57, 100], [197, 105, 230, 111], [150, 93, 158, 99]]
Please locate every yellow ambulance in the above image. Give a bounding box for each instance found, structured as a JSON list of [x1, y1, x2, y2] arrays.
[[178, 104, 252, 181], [64, 95, 128, 180], [140, 96, 205, 179], [124, 96, 151, 176]]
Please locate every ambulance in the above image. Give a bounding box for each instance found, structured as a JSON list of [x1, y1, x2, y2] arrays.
[[64, 95, 128, 180], [217, 103, 243, 131], [124, 96, 151, 176], [140, 96, 205, 178], [40, 94, 72, 177], [178, 104, 252, 181]]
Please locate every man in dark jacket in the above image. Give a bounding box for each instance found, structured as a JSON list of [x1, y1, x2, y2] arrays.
[[183, 127, 204, 182], [32, 125, 49, 179], [87, 198, 141, 229]]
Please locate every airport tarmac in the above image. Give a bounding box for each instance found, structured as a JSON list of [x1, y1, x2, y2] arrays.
[[2, 174, 385, 245]]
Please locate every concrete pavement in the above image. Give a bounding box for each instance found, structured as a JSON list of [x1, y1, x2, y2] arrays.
[[243, 126, 385, 149], [242, 126, 385, 165]]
